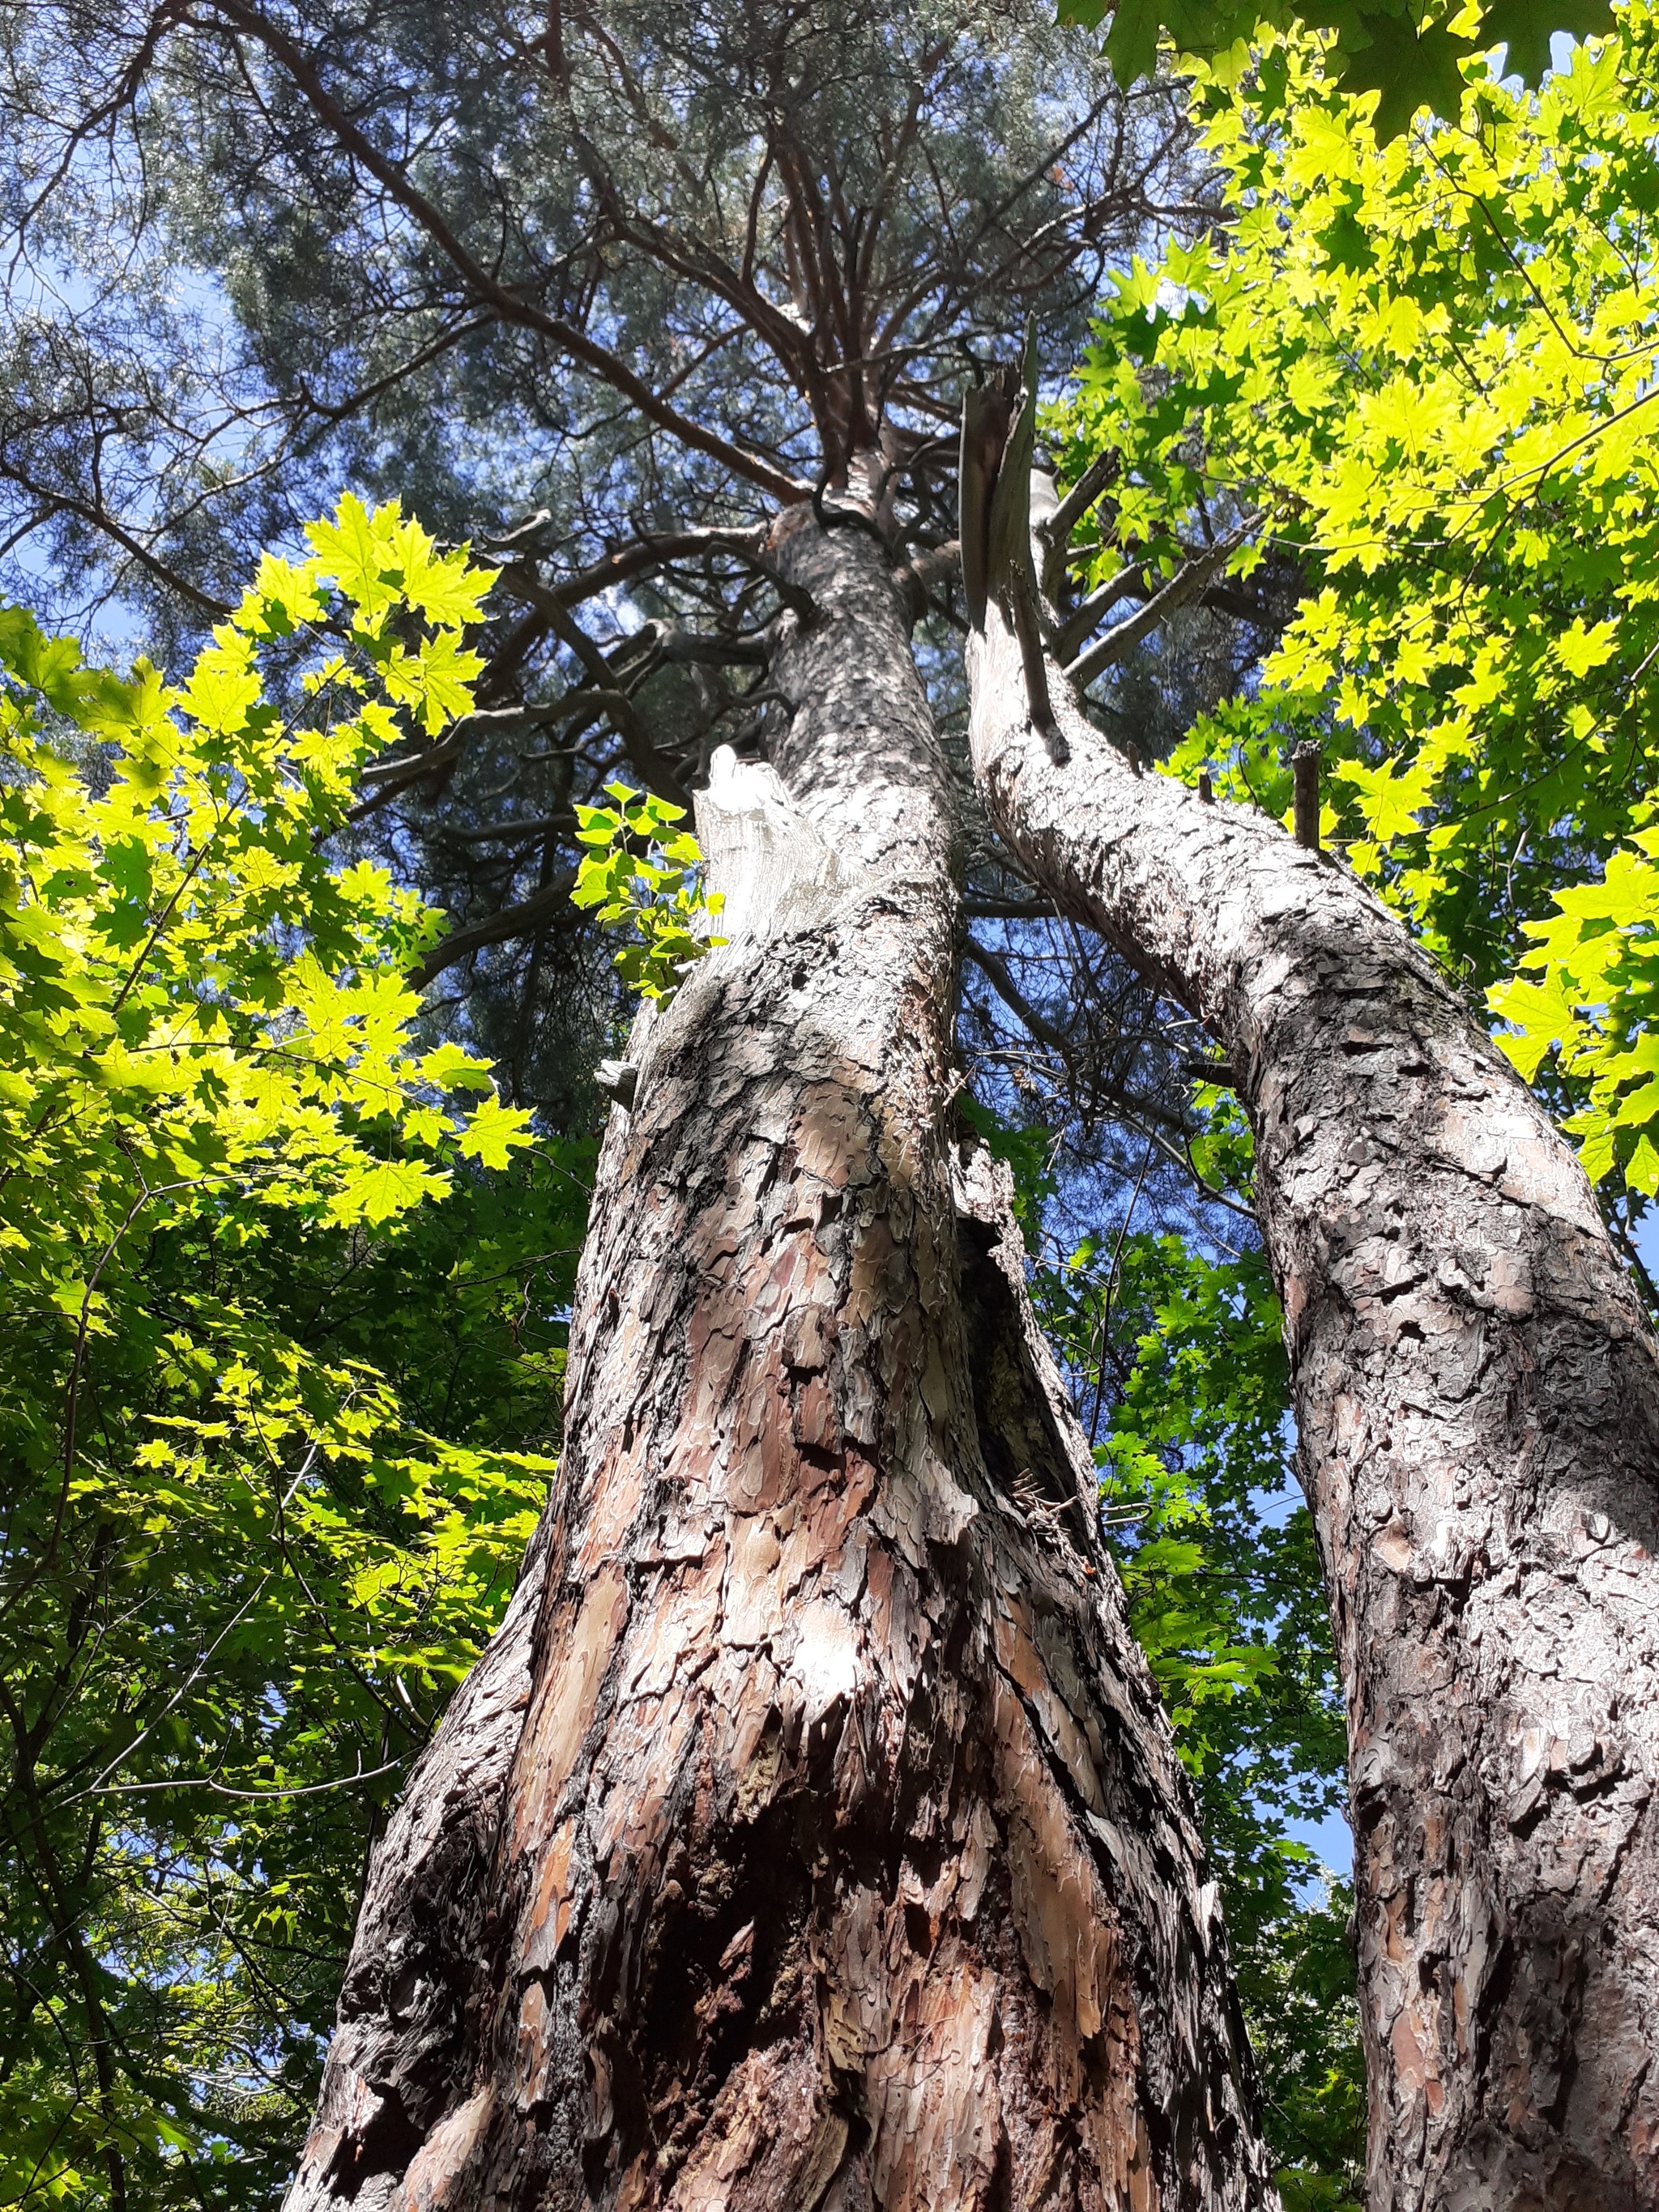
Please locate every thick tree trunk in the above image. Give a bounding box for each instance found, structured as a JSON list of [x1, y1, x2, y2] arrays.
[[965, 468, 1659, 2212], [286, 512, 1276, 2212]]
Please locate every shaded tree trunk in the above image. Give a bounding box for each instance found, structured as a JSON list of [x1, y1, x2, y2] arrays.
[[287, 510, 1276, 2211], [963, 455, 1659, 2211]]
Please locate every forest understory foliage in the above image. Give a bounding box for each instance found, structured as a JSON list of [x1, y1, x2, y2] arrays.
[[2, 0, 1657, 2206], [0, 506, 591, 2206]]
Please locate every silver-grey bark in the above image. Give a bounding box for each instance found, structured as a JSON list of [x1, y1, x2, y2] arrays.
[[964, 454, 1659, 2212]]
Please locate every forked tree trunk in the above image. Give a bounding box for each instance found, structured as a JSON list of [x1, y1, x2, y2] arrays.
[[963, 455, 1659, 2212], [287, 512, 1276, 2212]]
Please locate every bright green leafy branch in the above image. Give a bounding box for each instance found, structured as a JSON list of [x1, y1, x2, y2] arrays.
[[1490, 822, 1659, 1194], [1049, 3, 1659, 1234], [571, 780, 725, 1001], [0, 498, 578, 2206], [1060, 0, 1614, 139]]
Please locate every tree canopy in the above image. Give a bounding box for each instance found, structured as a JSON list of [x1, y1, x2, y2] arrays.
[[0, 0, 1215, 1128], [6, 1, 1659, 2205]]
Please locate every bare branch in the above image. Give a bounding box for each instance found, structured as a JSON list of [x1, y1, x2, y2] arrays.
[[410, 870, 578, 990], [1047, 452, 1120, 544], [963, 936, 1074, 1063], [1065, 519, 1256, 691], [438, 812, 579, 846], [0, 470, 232, 618], [1051, 561, 1144, 662]]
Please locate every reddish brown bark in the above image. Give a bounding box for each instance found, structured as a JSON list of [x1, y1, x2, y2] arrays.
[[287, 513, 1274, 2212], [963, 455, 1659, 2212]]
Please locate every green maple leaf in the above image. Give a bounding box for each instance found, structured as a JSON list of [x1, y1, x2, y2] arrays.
[[1334, 8, 1478, 134], [1102, 0, 1171, 82], [329, 1157, 450, 1225], [307, 495, 391, 612], [1479, 0, 1613, 85], [456, 1094, 534, 1170]]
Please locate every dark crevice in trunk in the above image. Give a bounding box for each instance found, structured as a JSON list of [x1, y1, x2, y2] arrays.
[[956, 1206, 1095, 1541]]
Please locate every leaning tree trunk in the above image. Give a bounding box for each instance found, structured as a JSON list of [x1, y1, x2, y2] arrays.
[[962, 439, 1659, 2211], [286, 508, 1276, 2212]]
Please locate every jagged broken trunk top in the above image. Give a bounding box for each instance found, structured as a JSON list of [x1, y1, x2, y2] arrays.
[[287, 514, 1274, 2212], [965, 471, 1659, 2212]]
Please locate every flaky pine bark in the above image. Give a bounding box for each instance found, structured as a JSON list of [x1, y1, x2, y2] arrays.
[[286, 511, 1275, 2212], [964, 452, 1659, 2210]]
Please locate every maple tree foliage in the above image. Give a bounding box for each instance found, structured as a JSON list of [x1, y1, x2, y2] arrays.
[[0, 505, 600, 2206], [1050, 1, 1659, 1294], [1064, 0, 1614, 137]]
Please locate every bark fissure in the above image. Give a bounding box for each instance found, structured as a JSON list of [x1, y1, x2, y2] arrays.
[[288, 514, 1274, 2211], [964, 457, 1659, 2212]]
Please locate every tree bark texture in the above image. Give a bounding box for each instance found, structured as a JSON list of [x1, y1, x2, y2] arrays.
[[965, 469, 1659, 2212], [287, 514, 1276, 2212]]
